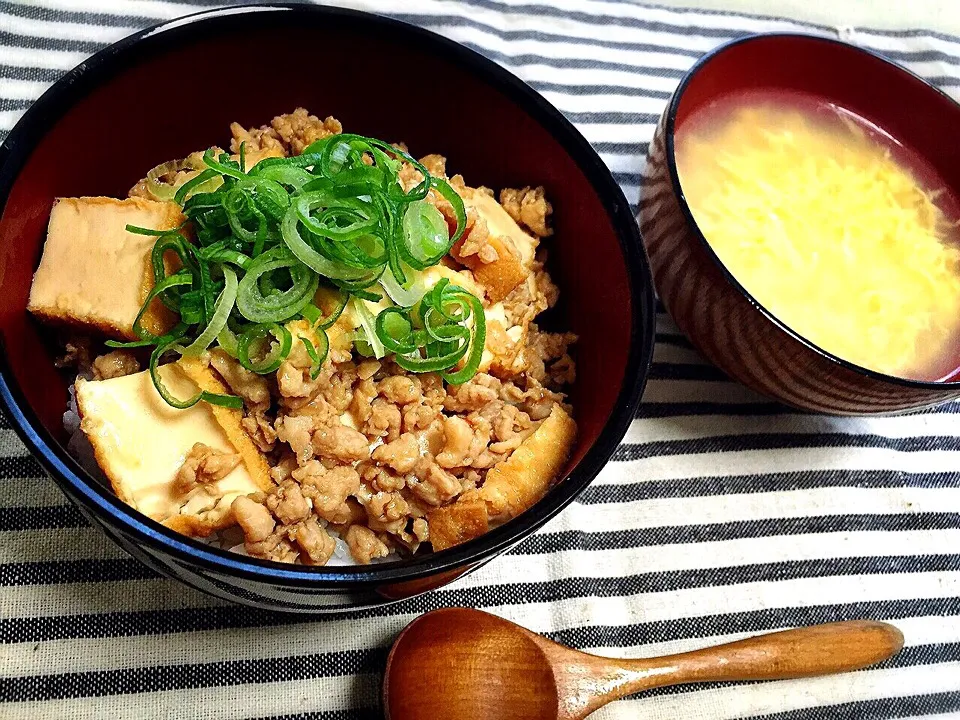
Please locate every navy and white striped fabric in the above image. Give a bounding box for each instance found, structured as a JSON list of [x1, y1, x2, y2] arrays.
[[2, 1, 960, 718]]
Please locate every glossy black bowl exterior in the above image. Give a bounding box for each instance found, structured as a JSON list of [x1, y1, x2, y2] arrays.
[[640, 33, 960, 415], [0, 5, 655, 611]]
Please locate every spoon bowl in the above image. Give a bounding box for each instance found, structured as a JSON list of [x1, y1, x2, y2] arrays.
[[383, 607, 904, 720], [385, 609, 559, 720]]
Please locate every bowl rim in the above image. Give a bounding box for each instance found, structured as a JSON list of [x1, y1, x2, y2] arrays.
[[664, 31, 960, 390], [0, 3, 655, 587]]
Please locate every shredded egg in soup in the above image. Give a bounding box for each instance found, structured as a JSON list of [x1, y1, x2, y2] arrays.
[[676, 90, 960, 381]]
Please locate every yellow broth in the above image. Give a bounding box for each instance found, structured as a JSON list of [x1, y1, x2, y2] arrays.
[[676, 89, 960, 381]]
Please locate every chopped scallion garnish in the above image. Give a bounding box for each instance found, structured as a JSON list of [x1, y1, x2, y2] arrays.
[[127, 132, 482, 408]]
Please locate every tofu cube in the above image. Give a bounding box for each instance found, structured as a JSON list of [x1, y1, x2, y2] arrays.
[[75, 360, 274, 536], [28, 197, 183, 340]]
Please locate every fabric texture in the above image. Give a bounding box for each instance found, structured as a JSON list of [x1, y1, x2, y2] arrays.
[[2, 1, 960, 718]]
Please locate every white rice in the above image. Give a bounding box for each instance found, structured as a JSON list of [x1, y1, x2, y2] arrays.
[[64, 384, 106, 485]]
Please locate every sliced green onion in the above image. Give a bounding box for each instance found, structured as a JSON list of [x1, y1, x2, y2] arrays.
[[431, 176, 468, 245], [197, 244, 252, 269], [252, 164, 314, 190], [400, 200, 451, 269], [225, 189, 267, 247], [217, 323, 240, 358], [202, 147, 246, 180], [202, 392, 246, 409], [439, 287, 486, 384], [105, 339, 153, 349], [376, 308, 418, 354], [148, 340, 242, 410], [351, 287, 382, 303], [144, 159, 183, 202], [132, 273, 193, 342], [195, 251, 215, 325], [302, 288, 349, 330], [373, 282, 485, 383], [126, 130, 488, 409], [236, 247, 320, 323], [300, 304, 322, 325], [237, 176, 291, 222], [380, 265, 426, 307], [351, 298, 386, 359], [126, 224, 180, 237], [150, 234, 198, 313], [319, 289, 350, 329], [300, 331, 328, 380], [281, 200, 381, 283], [237, 322, 293, 374], [174, 168, 224, 205], [182, 267, 237, 355]]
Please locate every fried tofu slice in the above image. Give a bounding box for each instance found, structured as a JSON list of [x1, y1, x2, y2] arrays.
[[428, 404, 576, 550], [28, 197, 181, 340], [75, 360, 273, 537], [428, 500, 489, 552], [452, 188, 538, 303], [475, 404, 577, 519]]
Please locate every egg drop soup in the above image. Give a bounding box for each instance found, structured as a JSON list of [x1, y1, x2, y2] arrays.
[[675, 89, 960, 381]]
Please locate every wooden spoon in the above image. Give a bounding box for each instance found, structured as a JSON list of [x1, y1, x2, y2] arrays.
[[383, 608, 903, 720]]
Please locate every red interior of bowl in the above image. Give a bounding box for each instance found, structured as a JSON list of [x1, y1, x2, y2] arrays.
[[675, 34, 960, 183], [0, 12, 635, 477]]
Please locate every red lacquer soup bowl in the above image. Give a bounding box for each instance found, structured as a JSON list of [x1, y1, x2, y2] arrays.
[[0, 4, 655, 611], [639, 33, 960, 415]]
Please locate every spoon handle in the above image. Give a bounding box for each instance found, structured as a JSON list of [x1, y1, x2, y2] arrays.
[[617, 620, 903, 691]]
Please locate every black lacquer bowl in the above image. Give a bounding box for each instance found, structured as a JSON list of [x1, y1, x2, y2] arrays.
[[0, 4, 655, 611]]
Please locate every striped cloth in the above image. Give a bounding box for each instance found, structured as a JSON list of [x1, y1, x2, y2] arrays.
[[2, 1, 960, 718]]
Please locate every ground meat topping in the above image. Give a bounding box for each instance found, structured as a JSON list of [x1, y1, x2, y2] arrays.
[[294, 517, 336, 565], [266, 480, 311, 525], [296, 463, 361, 524], [500, 186, 554, 237], [230, 108, 342, 157], [242, 408, 278, 453], [312, 422, 371, 464], [360, 487, 411, 535], [91, 350, 140, 380], [420, 154, 447, 178], [371, 432, 420, 474], [364, 398, 402, 443], [277, 357, 322, 399], [379, 375, 422, 405], [408, 456, 461, 507], [444, 373, 502, 413], [275, 414, 315, 465], [345, 525, 390, 564], [436, 416, 473, 469], [402, 403, 440, 434], [524, 326, 578, 385], [176, 443, 241, 493], [457, 209, 498, 264], [209, 350, 270, 405], [228, 123, 287, 159], [56, 336, 93, 372], [357, 359, 381, 381], [232, 495, 275, 543]]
